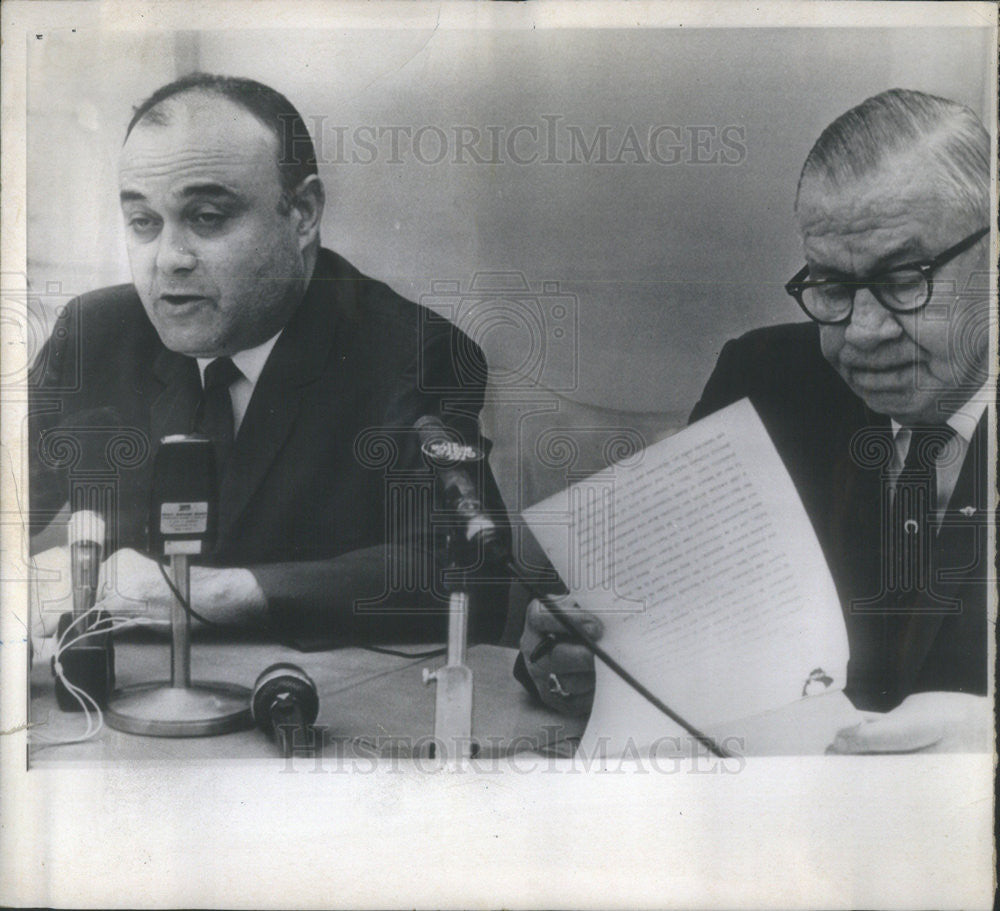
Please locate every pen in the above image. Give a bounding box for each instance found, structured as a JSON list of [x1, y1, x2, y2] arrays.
[[529, 633, 563, 663]]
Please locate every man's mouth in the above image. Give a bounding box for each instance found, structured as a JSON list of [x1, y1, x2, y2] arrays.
[[846, 362, 918, 392], [158, 293, 212, 309], [851, 362, 911, 375]]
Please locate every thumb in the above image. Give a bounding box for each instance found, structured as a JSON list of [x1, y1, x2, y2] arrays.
[[828, 716, 941, 754], [529, 597, 604, 640]]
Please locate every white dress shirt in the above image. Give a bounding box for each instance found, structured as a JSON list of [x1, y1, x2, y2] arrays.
[[197, 331, 282, 435], [889, 388, 988, 517]]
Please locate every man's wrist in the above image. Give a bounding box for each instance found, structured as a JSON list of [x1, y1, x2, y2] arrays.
[[190, 565, 268, 626]]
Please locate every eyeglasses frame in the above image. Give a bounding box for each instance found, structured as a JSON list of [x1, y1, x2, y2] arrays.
[[784, 225, 991, 326]]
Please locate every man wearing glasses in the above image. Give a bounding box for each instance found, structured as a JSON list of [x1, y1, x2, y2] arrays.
[[519, 89, 992, 752]]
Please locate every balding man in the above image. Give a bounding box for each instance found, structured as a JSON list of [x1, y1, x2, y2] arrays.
[[519, 89, 992, 752], [30, 73, 509, 645]]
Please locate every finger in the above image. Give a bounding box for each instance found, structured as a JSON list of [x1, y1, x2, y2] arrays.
[[538, 642, 596, 676], [95, 588, 166, 618], [537, 687, 594, 717], [549, 670, 596, 696], [828, 717, 941, 754], [527, 598, 604, 639], [527, 666, 596, 695], [519, 623, 543, 659], [93, 591, 135, 616], [530, 669, 596, 717], [522, 630, 596, 677]]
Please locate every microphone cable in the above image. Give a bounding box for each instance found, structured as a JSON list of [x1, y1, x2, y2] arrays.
[[156, 559, 225, 629], [158, 560, 442, 656]]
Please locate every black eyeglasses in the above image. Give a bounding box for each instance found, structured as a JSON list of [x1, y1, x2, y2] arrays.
[[785, 226, 990, 326]]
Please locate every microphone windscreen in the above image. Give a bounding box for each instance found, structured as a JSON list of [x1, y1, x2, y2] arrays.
[[149, 435, 217, 557], [251, 662, 320, 729], [414, 414, 484, 466], [69, 510, 106, 547]]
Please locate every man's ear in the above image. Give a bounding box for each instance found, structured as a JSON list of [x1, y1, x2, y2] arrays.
[[288, 175, 325, 249]]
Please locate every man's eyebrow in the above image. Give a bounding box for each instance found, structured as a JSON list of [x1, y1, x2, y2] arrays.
[[177, 183, 242, 201], [810, 239, 927, 279], [869, 239, 927, 271], [119, 184, 243, 204]]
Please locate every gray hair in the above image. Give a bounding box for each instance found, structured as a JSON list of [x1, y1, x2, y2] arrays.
[[796, 88, 990, 222]]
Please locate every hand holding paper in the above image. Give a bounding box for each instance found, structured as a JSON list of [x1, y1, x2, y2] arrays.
[[523, 400, 864, 756], [519, 596, 603, 716]]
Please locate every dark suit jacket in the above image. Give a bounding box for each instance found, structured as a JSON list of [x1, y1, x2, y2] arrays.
[[691, 322, 989, 711], [29, 248, 510, 645]]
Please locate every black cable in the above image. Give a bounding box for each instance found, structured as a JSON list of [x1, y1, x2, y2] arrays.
[[357, 644, 447, 660], [507, 558, 731, 759], [156, 559, 225, 629]]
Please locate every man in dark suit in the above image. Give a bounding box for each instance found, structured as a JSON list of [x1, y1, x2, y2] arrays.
[[518, 89, 991, 752], [29, 73, 508, 645]]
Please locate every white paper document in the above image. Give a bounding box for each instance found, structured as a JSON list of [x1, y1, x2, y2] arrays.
[[523, 399, 862, 756]]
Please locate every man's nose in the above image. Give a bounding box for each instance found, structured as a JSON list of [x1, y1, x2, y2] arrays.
[[843, 286, 901, 349], [154, 225, 197, 274]]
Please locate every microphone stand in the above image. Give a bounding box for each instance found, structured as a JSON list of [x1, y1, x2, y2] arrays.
[[105, 551, 252, 737], [167, 554, 194, 689], [106, 435, 252, 737], [422, 529, 476, 762]]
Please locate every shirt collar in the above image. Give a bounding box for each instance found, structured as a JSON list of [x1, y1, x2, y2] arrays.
[[197, 331, 283, 386], [890, 386, 988, 445]]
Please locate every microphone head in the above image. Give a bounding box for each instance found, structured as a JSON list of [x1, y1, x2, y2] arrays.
[[420, 438, 485, 467], [414, 415, 484, 467], [69, 510, 106, 547], [148, 434, 217, 557], [251, 662, 320, 730]]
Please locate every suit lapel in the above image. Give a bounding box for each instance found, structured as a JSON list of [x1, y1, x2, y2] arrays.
[[149, 347, 202, 445], [828, 407, 888, 606], [893, 414, 988, 697], [215, 262, 344, 544], [946, 415, 988, 518]]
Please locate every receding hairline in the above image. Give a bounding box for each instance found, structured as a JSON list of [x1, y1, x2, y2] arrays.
[[794, 89, 989, 221], [798, 142, 927, 197], [795, 141, 984, 221], [124, 88, 278, 146], [118, 92, 291, 208]]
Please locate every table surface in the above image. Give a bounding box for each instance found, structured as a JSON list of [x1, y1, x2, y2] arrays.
[[28, 632, 584, 763]]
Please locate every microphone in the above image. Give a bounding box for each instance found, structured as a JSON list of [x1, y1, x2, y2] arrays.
[[414, 417, 500, 760], [414, 414, 506, 560], [147, 434, 216, 689], [105, 434, 253, 738], [52, 510, 115, 711], [251, 663, 320, 758], [149, 434, 217, 560], [70, 509, 104, 622]]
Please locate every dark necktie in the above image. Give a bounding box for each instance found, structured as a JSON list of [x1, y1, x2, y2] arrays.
[[195, 356, 241, 479], [890, 424, 955, 595]]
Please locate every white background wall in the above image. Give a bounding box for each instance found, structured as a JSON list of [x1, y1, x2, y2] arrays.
[[27, 26, 993, 514]]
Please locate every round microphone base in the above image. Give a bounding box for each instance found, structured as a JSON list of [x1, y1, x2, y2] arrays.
[[106, 681, 253, 737]]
